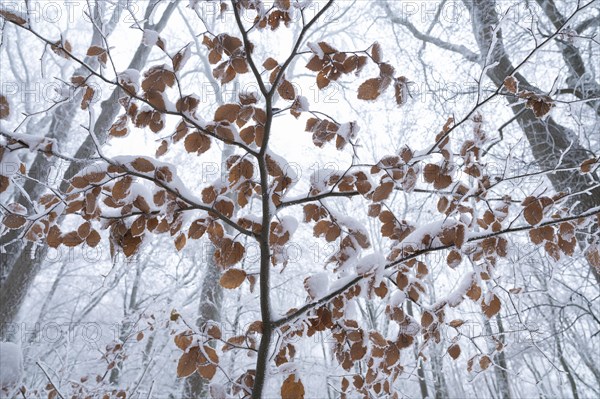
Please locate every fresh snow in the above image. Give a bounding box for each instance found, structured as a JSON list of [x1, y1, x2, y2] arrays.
[[142, 29, 160, 47], [402, 219, 458, 248], [0, 342, 23, 392], [280, 215, 298, 235], [3, 132, 55, 153], [337, 122, 359, 141], [355, 252, 385, 275], [307, 42, 325, 59], [118, 69, 141, 92], [305, 272, 329, 299], [296, 96, 310, 112]]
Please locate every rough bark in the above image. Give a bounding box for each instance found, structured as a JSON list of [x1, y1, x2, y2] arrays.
[[183, 150, 232, 398], [383, 0, 599, 282], [464, 0, 600, 283], [0, 1, 122, 280], [0, 0, 180, 340]]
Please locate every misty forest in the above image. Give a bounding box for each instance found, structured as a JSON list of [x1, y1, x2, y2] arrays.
[[0, 0, 599, 398]]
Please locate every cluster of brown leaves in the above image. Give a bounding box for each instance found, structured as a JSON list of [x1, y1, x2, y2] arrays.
[[172, 316, 274, 395], [262, 57, 297, 101], [109, 64, 178, 137], [306, 42, 368, 89], [504, 76, 554, 118], [333, 320, 405, 397], [304, 117, 358, 150], [251, 0, 294, 30], [369, 147, 418, 195], [357, 43, 409, 106], [305, 203, 370, 271], [203, 33, 249, 84], [524, 194, 588, 261], [174, 328, 220, 380]]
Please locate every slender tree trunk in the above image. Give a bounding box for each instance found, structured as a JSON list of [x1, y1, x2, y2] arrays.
[[547, 298, 580, 399], [483, 317, 511, 399], [429, 343, 448, 399], [182, 26, 228, 395], [407, 301, 429, 399], [110, 260, 143, 385], [183, 248, 222, 398]]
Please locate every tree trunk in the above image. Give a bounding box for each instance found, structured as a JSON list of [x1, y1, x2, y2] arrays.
[[0, 0, 180, 340], [464, 0, 600, 283], [483, 317, 511, 399], [407, 301, 430, 399]]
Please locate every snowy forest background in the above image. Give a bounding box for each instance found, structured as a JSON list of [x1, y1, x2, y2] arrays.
[[0, 0, 599, 398]]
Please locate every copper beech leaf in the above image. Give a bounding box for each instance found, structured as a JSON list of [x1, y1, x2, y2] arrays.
[[357, 78, 383, 100], [448, 344, 461, 359], [0, 9, 27, 25], [184, 132, 211, 154], [481, 294, 501, 318], [177, 347, 198, 378], [220, 268, 246, 289], [372, 181, 394, 202], [281, 375, 305, 399], [215, 239, 245, 267], [131, 157, 155, 172], [503, 76, 518, 94], [0, 95, 10, 119]]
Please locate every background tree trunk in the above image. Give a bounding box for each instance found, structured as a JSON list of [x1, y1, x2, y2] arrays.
[[0, 0, 180, 340]]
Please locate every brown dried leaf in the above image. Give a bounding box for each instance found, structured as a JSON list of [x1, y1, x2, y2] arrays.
[[448, 344, 461, 359], [357, 78, 383, 100], [220, 268, 246, 289], [216, 239, 245, 267], [0, 95, 9, 119], [479, 355, 492, 370], [523, 199, 543, 225], [86, 229, 101, 247], [184, 132, 211, 154], [580, 158, 597, 173], [142, 67, 176, 93], [112, 176, 132, 201], [421, 312, 434, 328], [177, 347, 198, 378], [481, 294, 501, 318], [188, 219, 207, 240], [172, 44, 191, 72], [372, 181, 394, 202], [87, 45, 106, 56], [239, 92, 258, 105], [131, 157, 155, 172], [174, 331, 193, 351], [263, 57, 278, 70], [447, 250, 462, 268], [156, 140, 168, 157], [503, 76, 518, 94], [3, 214, 26, 229], [81, 86, 95, 110], [0, 9, 27, 25], [281, 375, 305, 399], [371, 42, 383, 63], [585, 246, 600, 272], [215, 103, 241, 122], [449, 319, 464, 328], [278, 80, 296, 101], [306, 56, 324, 72], [175, 233, 186, 251]]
